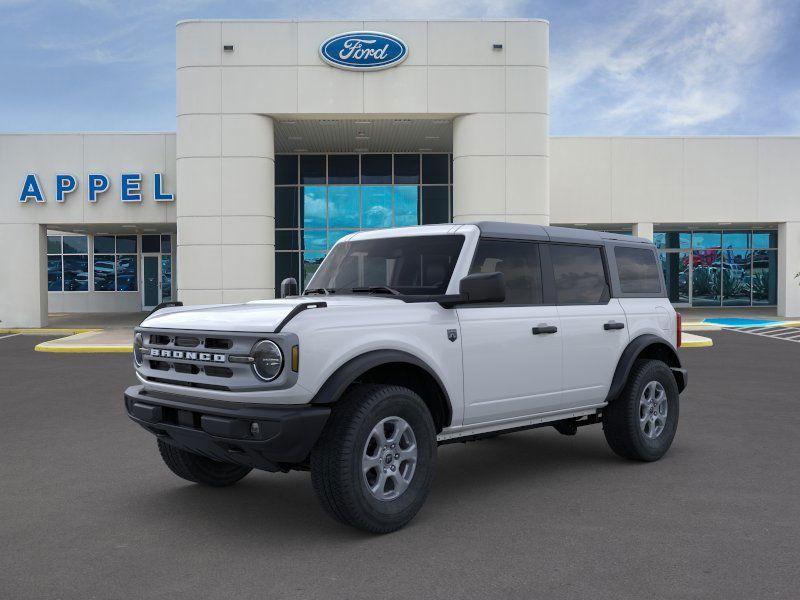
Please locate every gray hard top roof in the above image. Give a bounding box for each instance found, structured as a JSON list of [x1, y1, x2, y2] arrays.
[[468, 222, 651, 245]]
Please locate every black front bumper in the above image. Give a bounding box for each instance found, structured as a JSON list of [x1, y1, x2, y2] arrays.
[[124, 385, 330, 472]]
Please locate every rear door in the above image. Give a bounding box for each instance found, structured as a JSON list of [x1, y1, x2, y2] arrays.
[[457, 239, 563, 426], [548, 243, 629, 407]]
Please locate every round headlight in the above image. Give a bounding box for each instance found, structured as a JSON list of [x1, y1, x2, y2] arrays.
[[251, 340, 284, 382], [133, 333, 144, 367]]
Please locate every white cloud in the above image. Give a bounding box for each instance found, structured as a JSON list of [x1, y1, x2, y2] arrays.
[[551, 0, 791, 133]]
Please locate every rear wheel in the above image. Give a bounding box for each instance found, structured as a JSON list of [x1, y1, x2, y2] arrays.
[[157, 439, 252, 487], [603, 359, 679, 461], [311, 384, 437, 534]]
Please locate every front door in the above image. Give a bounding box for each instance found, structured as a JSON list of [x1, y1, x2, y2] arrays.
[[458, 239, 563, 426], [142, 255, 160, 310]]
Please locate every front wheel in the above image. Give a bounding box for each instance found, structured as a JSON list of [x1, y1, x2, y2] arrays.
[[311, 384, 437, 534], [602, 359, 680, 461]]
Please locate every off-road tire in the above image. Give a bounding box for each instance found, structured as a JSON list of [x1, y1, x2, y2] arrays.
[[311, 384, 437, 534], [603, 359, 680, 462], [157, 439, 252, 486]]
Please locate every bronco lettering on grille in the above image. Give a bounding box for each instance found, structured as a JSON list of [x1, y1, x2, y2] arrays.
[[149, 348, 226, 363]]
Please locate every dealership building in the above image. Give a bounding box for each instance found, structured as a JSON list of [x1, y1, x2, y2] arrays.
[[1, 18, 799, 327]]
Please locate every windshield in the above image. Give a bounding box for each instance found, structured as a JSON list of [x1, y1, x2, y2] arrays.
[[306, 235, 465, 296]]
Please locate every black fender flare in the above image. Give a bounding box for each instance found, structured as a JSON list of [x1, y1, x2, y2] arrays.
[[309, 349, 453, 427], [605, 334, 686, 403]]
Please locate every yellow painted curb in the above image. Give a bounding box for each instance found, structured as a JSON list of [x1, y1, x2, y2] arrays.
[[0, 328, 100, 335], [681, 333, 714, 348], [35, 343, 132, 353]]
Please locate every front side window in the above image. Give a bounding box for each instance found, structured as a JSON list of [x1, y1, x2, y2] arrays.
[[307, 235, 464, 296], [615, 246, 662, 294], [551, 244, 608, 304], [469, 240, 542, 305]]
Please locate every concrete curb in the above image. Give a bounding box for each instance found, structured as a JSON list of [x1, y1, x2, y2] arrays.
[[0, 328, 100, 335], [681, 333, 713, 348], [35, 343, 132, 353]]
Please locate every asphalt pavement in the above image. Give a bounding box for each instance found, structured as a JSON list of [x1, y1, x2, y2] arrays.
[[1, 332, 798, 599]]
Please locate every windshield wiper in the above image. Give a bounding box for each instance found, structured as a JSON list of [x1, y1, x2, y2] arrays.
[[304, 287, 335, 295], [350, 286, 401, 295]]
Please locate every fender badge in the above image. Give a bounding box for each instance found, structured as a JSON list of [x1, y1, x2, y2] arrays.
[[447, 329, 458, 342]]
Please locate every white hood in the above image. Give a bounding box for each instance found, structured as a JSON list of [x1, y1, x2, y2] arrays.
[[140, 296, 403, 333]]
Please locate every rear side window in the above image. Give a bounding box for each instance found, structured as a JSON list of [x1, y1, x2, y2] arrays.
[[550, 245, 608, 304], [470, 240, 543, 305], [615, 246, 662, 294]]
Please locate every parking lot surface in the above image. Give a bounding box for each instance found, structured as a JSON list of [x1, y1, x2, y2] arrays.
[[1, 332, 798, 599]]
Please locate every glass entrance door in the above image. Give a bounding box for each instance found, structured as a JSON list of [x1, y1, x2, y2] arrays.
[[142, 255, 160, 309]]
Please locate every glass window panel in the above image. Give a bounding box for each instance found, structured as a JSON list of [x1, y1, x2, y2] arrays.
[[752, 230, 777, 249], [302, 186, 326, 229], [692, 231, 721, 249], [302, 252, 326, 288], [394, 154, 420, 184], [550, 245, 608, 304], [394, 185, 419, 227], [654, 231, 690, 249], [660, 251, 689, 303], [161, 235, 172, 254], [47, 235, 62, 254], [614, 247, 662, 294], [47, 256, 62, 291], [161, 255, 172, 300], [470, 240, 543, 305], [722, 249, 751, 306], [362, 186, 392, 228], [328, 155, 359, 184], [421, 186, 449, 224], [722, 231, 750, 249], [275, 252, 300, 291], [691, 250, 721, 306], [116, 235, 137, 254], [302, 230, 327, 252], [421, 154, 448, 184], [93, 255, 116, 291], [63, 255, 89, 291], [361, 154, 391, 184], [94, 235, 115, 254], [328, 186, 360, 228], [300, 155, 326, 184], [141, 234, 160, 253], [752, 249, 777, 305], [328, 229, 358, 249], [275, 187, 298, 228], [62, 235, 88, 254], [275, 155, 298, 185], [275, 229, 299, 251], [116, 255, 138, 291]]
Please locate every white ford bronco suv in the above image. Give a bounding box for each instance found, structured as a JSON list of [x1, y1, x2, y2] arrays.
[[126, 222, 686, 533]]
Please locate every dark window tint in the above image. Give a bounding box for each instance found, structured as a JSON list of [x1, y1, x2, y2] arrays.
[[47, 256, 62, 291], [62, 235, 88, 254], [94, 235, 115, 253], [94, 255, 116, 291], [275, 187, 298, 228], [116, 235, 137, 254], [300, 155, 326, 184], [117, 255, 138, 291], [421, 186, 449, 224], [470, 240, 542, 305], [394, 154, 420, 184], [161, 235, 172, 254], [328, 155, 359, 184], [275, 155, 298, 185], [421, 154, 448, 184], [63, 255, 89, 291], [275, 229, 299, 251], [47, 235, 61, 254], [141, 234, 160, 253], [615, 246, 662, 294], [361, 154, 391, 184], [275, 252, 299, 290], [551, 245, 608, 304]]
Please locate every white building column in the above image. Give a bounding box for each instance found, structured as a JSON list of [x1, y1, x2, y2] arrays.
[[778, 222, 800, 318], [452, 113, 549, 225], [0, 224, 47, 327], [632, 222, 654, 241], [177, 114, 275, 305]]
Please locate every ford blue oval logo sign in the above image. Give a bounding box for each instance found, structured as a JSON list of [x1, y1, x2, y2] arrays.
[[319, 31, 408, 71]]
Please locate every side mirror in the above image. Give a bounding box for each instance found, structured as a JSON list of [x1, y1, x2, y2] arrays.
[[459, 272, 505, 304], [280, 277, 299, 298]]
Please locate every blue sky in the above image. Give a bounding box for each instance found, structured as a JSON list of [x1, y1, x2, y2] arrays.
[[1, 0, 798, 135]]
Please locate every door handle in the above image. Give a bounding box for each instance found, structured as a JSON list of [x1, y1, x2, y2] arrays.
[[532, 325, 558, 335], [604, 322, 625, 330]]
